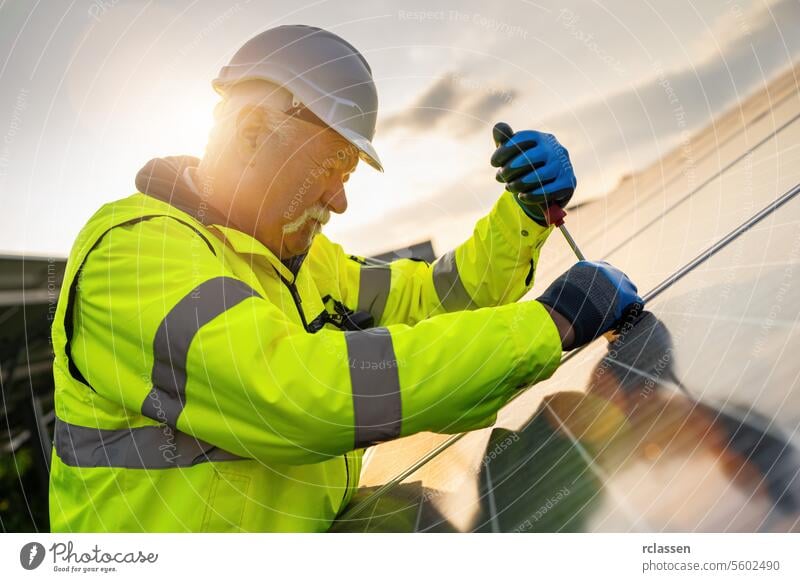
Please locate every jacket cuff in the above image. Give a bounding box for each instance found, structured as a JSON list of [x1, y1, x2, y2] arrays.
[[494, 190, 553, 251], [509, 300, 564, 386]]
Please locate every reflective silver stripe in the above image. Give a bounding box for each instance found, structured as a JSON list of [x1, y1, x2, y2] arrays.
[[345, 327, 402, 447], [358, 265, 391, 323], [54, 418, 244, 469], [432, 250, 475, 311], [141, 277, 259, 426]]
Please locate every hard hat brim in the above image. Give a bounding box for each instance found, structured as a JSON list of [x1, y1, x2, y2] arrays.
[[334, 126, 383, 172]]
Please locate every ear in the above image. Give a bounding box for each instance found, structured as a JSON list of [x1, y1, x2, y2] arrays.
[[235, 105, 271, 161]]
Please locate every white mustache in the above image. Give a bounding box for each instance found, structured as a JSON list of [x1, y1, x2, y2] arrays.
[[282, 205, 331, 235]]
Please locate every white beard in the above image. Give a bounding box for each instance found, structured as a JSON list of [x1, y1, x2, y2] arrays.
[[282, 204, 331, 235]]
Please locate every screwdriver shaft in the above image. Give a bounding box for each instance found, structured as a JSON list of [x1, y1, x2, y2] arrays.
[[558, 224, 586, 261], [542, 203, 586, 261]]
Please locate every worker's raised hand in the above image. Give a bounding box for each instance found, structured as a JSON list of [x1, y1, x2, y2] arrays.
[[536, 261, 643, 350], [491, 122, 577, 226]]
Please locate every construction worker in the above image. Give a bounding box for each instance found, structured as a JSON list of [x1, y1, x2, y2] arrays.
[[49, 25, 642, 532]]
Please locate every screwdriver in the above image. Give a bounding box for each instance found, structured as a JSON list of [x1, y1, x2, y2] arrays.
[[492, 122, 586, 261]]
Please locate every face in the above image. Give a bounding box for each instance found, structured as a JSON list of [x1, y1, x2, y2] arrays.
[[268, 124, 359, 258], [212, 99, 359, 259]]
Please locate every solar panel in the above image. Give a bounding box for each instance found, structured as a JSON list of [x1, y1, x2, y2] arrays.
[[355, 68, 800, 490], [334, 67, 800, 533], [0, 255, 65, 531]]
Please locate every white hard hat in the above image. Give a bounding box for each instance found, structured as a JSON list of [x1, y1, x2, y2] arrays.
[[213, 25, 383, 172]]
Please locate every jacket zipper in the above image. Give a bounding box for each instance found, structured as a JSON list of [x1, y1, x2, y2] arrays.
[[275, 268, 352, 511], [341, 453, 351, 510], [277, 272, 310, 331]]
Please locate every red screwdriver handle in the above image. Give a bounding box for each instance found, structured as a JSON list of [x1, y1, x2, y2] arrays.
[[543, 204, 566, 227]]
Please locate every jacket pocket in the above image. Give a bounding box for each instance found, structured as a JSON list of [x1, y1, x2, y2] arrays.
[[201, 469, 251, 532]]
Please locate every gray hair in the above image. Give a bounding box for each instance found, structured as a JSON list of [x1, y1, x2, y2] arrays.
[[206, 80, 300, 155]]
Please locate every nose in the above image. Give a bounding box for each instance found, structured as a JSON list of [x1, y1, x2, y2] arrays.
[[321, 181, 348, 214]]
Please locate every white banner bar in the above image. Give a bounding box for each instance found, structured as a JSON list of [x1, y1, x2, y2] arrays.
[[1, 533, 798, 581]]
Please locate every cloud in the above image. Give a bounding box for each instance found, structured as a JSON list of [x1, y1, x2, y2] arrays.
[[465, 89, 517, 123], [380, 75, 457, 132], [379, 71, 517, 136]]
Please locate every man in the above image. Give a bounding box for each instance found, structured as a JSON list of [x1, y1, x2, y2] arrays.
[[49, 25, 641, 532]]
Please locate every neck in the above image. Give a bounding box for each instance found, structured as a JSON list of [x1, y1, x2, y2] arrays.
[[193, 166, 244, 231], [195, 165, 287, 257]]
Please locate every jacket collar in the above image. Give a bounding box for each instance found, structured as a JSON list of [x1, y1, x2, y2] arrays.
[[209, 225, 302, 282], [136, 155, 307, 282]]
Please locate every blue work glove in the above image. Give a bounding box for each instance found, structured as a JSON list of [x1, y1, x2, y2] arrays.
[[537, 261, 644, 350], [491, 122, 577, 226]]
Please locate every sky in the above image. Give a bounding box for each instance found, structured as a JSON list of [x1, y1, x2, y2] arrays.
[[0, 0, 798, 257]]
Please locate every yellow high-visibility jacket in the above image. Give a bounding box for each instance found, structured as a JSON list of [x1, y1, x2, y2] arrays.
[[49, 158, 562, 532]]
